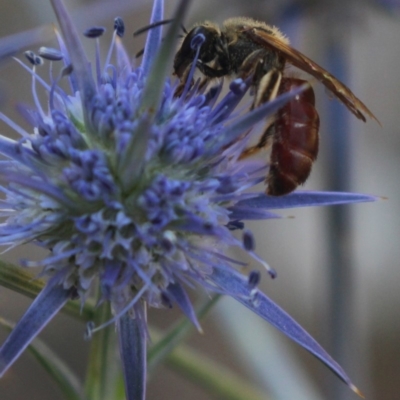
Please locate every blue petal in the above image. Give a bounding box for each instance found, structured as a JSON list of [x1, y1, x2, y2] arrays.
[[141, 0, 164, 76], [209, 267, 360, 393], [236, 190, 378, 210], [117, 308, 147, 400], [2, 172, 76, 209], [0, 136, 26, 162], [228, 206, 282, 220], [50, 0, 96, 120], [166, 282, 202, 332], [0, 280, 73, 377], [139, 0, 190, 112]]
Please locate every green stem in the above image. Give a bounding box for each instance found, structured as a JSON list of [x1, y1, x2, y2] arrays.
[[84, 302, 119, 400]]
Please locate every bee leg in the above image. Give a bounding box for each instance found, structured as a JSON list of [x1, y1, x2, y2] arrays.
[[252, 69, 282, 108], [198, 77, 211, 91], [175, 62, 227, 97], [174, 65, 194, 97], [237, 49, 265, 82], [236, 50, 282, 108], [240, 69, 282, 158], [196, 62, 228, 78], [239, 122, 275, 158]]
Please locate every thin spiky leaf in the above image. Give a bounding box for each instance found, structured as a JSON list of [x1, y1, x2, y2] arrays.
[[0, 280, 74, 377], [209, 267, 363, 396], [117, 307, 147, 400]]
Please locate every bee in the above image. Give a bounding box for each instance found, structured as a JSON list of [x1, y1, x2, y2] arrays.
[[173, 17, 377, 196]]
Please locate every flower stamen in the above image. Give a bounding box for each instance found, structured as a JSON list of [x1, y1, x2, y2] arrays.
[[87, 283, 150, 336]]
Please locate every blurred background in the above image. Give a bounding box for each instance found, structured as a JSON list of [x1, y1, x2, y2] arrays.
[[0, 0, 399, 399]]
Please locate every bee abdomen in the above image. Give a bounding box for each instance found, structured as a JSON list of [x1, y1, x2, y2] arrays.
[[266, 78, 320, 196]]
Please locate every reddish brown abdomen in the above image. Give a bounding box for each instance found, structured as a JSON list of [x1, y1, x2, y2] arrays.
[[267, 78, 320, 196]]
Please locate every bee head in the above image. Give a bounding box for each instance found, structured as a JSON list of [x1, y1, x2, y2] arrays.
[[173, 24, 227, 78]]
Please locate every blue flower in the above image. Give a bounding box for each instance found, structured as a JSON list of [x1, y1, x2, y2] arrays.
[[0, 0, 375, 398]]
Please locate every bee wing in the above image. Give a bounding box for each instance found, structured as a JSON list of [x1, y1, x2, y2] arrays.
[[245, 27, 378, 123]]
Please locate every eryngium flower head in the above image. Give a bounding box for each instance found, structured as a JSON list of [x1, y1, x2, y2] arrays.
[[0, 0, 374, 398]]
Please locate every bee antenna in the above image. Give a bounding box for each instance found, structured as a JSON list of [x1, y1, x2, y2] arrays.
[[133, 19, 174, 37], [135, 48, 144, 58], [180, 24, 188, 34]]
